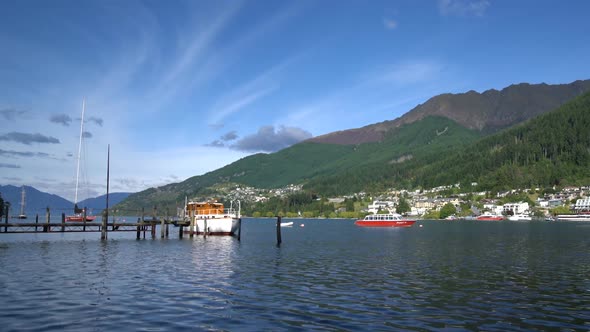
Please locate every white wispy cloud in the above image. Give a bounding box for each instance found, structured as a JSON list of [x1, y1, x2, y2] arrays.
[[383, 18, 398, 30], [438, 0, 490, 17], [372, 61, 443, 86], [207, 55, 303, 126]]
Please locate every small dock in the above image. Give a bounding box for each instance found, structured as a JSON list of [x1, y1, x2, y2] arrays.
[[0, 212, 208, 240]]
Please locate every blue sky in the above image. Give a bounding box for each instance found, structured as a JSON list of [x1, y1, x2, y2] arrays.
[[1, 0, 589, 201]]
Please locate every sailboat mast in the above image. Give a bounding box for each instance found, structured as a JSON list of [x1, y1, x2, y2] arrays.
[[20, 186, 25, 215], [74, 97, 86, 205]]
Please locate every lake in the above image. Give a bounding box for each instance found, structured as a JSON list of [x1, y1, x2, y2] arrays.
[[0, 219, 589, 331]]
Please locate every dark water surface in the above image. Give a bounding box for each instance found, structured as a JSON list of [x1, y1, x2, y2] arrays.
[[1, 219, 589, 331]]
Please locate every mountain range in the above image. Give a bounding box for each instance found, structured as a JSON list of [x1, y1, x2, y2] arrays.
[[0, 185, 131, 217], [114, 79, 590, 211]]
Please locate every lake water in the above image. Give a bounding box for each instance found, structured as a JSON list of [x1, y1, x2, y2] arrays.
[[0, 219, 589, 331]]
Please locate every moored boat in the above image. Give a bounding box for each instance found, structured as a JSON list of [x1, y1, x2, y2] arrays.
[[555, 213, 590, 221], [476, 212, 504, 221], [66, 98, 96, 222], [65, 211, 97, 222], [507, 214, 532, 221], [185, 200, 240, 235], [355, 213, 416, 227], [280, 221, 294, 227]]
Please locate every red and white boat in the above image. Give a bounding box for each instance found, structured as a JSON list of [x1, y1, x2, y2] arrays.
[[65, 210, 96, 222], [476, 212, 504, 221], [355, 213, 416, 227]]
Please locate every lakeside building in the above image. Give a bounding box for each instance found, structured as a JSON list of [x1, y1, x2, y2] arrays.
[[503, 202, 530, 215], [573, 198, 590, 212]]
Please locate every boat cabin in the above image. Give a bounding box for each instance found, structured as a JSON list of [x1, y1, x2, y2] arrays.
[[186, 202, 225, 218]]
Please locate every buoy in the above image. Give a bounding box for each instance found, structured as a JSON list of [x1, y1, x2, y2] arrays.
[[419, 224, 423, 228], [300, 224, 305, 227]]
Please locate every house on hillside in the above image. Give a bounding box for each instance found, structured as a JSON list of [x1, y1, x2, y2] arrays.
[[503, 202, 530, 215]]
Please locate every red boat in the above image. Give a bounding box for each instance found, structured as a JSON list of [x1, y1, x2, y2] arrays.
[[476, 212, 504, 221], [355, 213, 416, 227], [65, 214, 97, 222]]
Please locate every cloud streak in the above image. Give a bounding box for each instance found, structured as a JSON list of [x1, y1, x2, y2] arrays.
[[87, 116, 103, 126], [0, 149, 51, 158], [50, 114, 72, 126], [230, 125, 312, 152], [438, 0, 490, 17], [0, 108, 27, 121], [0, 163, 21, 169], [0, 132, 60, 145]]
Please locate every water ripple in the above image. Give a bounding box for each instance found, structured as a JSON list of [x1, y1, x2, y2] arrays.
[[1, 220, 589, 331]]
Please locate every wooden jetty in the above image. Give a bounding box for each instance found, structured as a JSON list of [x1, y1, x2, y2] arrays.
[[0, 209, 216, 240]]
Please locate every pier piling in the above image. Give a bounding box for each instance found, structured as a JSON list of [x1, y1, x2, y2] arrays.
[[45, 207, 50, 232], [61, 213, 65, 232], [238, 218, 242, 241], [276, 216, 282, 246]]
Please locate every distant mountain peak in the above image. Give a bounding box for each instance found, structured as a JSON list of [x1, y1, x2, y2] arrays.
[[309, 79, 590, 145]]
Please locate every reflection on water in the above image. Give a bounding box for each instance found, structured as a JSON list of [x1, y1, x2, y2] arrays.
[[0, 219, 589, 331]]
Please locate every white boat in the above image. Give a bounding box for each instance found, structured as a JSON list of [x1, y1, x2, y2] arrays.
[[185, 200, 241, 235], [280, 221, 294, 227], [508, 214, 532, 221], [556, 213, 590, 221]]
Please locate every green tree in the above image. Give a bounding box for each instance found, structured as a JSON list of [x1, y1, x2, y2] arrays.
[[439, 203, 457, 219], [396, 198, 410, 214]]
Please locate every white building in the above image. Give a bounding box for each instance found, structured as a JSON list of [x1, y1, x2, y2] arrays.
[[574, 198, 590, 212], [503, 202, 530, 215], [368, 200, 395, 214]]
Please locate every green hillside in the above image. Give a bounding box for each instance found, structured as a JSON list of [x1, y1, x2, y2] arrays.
[[307, 91, 590, 194], [116, 116, 480, 211]]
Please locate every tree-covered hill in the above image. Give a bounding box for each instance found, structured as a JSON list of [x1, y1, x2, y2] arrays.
[[306, 91, 590, 194], [116, 116, 480, 211], [116, 81, 590, 211]]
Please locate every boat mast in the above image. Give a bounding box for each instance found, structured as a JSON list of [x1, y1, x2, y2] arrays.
[[20, 186, 25, 215], [74, 97, 86, 205]]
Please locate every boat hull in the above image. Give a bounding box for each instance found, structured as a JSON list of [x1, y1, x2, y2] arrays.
[[476, 216, 504, 221], [184, 217, 240, 235], [355, 220, 416, 227], [65, 215, 97, 222]]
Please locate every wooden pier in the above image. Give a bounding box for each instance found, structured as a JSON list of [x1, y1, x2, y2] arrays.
[[0, 212, 193, 240]]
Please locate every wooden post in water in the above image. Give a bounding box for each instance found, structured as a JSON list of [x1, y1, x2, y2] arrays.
[[160, 218, 165, 238], [35, 214, 39, 231], [204, 219, 208, 238], [136, 218, 141, 239], [276, 216, 282, 246], [189, 217, 194, 238], [61, 213, 65, 232], [102, 144, 110, 240], [3, 203, 7, 233], [45, 207, 50, 232], [237, 218, 242, 241], [179, 224, 183, 238]]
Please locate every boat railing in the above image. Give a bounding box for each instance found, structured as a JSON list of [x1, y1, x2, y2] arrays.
[[187, 207, 240, 218]]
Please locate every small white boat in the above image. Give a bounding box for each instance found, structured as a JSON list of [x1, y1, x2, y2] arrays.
[[508, 214, 532, 221], [280, 221, 294, 227]]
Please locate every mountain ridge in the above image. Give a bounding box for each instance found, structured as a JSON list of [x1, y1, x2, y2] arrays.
[[309, 80, 590, 145]]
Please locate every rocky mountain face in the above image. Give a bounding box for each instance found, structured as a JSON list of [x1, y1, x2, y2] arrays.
[[309, 80, 590, 145]]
